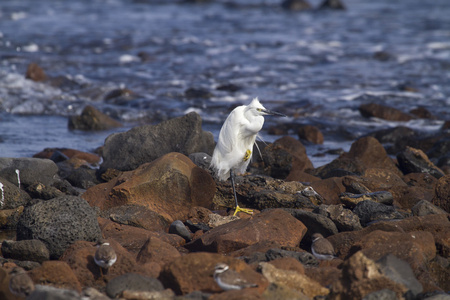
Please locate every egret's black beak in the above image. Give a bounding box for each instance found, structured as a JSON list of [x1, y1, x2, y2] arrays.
[[261, 109, 287, 117]]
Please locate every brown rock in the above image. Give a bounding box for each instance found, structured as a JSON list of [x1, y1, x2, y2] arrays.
[[33, 148, 101, 165], [68, 105, 122, 131], [403, 173, 438, 190], [83, 152, 216, 223], [359, 102, 414, 121], [159, 252, 268, 295], [310, 177, 345, 205], [361, 168, 406, 190], [25, 63, 47, 82], [229, 240, 282, 258], [28, 261, 82, 292], [259, 262, 329, 298], [60, 240, 137, 287], [297, 125, 324, 144], [432, 174, 450, 212], [98, 218, 185, 256], [0, 267, 19, 299], [185, 209, 307, 253], [331, 251, 408, 299], [136, 237, 181, 267], [209, 289, 263, 300], [274, 136, 314, 173], [305, 266, 341, 288], [267, 257, 305, 275], [101, 205, 170, 232]]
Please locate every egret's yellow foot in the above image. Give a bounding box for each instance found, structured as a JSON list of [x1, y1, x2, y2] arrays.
[[233, 206, 253, 216]]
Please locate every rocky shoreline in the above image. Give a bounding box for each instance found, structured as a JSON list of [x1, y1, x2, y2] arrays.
[[0, 111, 449, 300]]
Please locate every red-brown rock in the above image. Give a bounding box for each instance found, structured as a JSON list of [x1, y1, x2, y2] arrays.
[[432, 174, 450, 212], [25, 62, 47, 82], [359, 102, 414, 121], [83, 152, 216, 222], [28, 261, 82, 292], [136, 237, 181, 267], [33, 148, 101, 165], [297, 125, 324, 144], [310, 177, 345, 205], [185, 209, 307, 254], [159, 252, 268, 295], [68, 105, 122, 131]]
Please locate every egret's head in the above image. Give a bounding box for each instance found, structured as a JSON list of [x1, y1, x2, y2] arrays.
[[247, 98, 286, 117]]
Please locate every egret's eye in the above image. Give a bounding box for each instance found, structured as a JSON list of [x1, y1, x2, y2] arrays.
[[256, 108, 262, 112]]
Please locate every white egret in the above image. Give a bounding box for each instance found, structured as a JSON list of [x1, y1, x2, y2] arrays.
[[211, 97, 286, 215]]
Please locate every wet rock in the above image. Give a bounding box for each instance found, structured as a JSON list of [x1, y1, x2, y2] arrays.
[[259, 262, 329, 298], [339, 191, 393, 208], [397, 147, 444, 178], [297, 125, 324, 144], [33, 148, 101, 165], [259, 143, 292, 179], [312, 137, 402, 178], [412, 200, 448, 217], [106, 273, 164, 298], [281, 0, 312, 11], [100, 204, 170, 232], [29, 261, 82, 292], [25, 63, 47, 82], [366, 126, 417, 149], [0, 177, 31, 209], [103, 88, 136, 104], [98, 218, 185, 255], [101, 112, 215, 171], [16, 196, 101, 259], [216, 83, 241, 92], [359, 102, 414, 121], [314, 204, 362, 232], [188, 152, 212, 170], [84, 152, 215, 223], [431, 175, 450, 213], [28, 285, 80, 300], [68, 105, 122, 131], [318, 0, 345, 9], [1, 240, 50, 263], [0, 157, 59, 188], [185, 209, 307, 253], [60, 240, 137, 288], [159, 252, 267, 295], [284, 209, 338, 243], [184, 87, 213, 98], [410, 107, 436, 119], [136, 237, 181, 267], [427, 137, 450, 162], [331, 251, 408, 299], [169, 220, 192, 241], [265, 248, 318, 268], [377, 254, 423, 297], [352, 200, 405, 226]]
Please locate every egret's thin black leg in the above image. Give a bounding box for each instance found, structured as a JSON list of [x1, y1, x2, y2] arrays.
[[230, 170, 239, 210]]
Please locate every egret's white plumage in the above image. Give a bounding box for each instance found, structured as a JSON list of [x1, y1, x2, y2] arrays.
[[211, 98, 286, 215]]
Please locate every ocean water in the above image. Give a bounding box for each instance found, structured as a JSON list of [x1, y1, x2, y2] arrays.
[[0, 0, 449, 167]]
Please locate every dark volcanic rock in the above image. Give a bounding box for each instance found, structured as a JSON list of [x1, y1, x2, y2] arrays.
[[281, 0, 311, 10], [432, 175, 450, 213], [68, 105, 122, 131], [359, 102, 414, 121], [0, 158, 59, 188], [314, 204, 362, 232], [106, 273, 164, 298], [319, 0, 345, 9], [297, 125, 324, 144], [169, 220, 192, 242], [265, 248, 318, 267], [284, 209, 338, 240], [352, 200, 405, 226], [16, 196, 101, 259], [0, 177, 31, 209], [1, 239, 50, 263], [412, 200, 448, 217], [397, 147, 444, 178], [101, 112, 215, 171]]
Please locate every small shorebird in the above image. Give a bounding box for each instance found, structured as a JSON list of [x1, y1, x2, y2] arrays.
[[9, 267, 35, 297], [311, 233, 337, 260], [214, 263, 257, 291], [94, 242, 117, 277]]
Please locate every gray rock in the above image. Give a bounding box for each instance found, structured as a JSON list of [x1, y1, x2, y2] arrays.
[[101, 112, 215, 171], [176, 290, 212, 300], [28, 284, 80, 300], [422, 294, 450, 300], [0, 176, 31, 209], [411, 200, 448, 217], [188, 152, 212, 171], [16, 195, 101, 259], [362, 289, 397, 300], [0, 158, 59, 188], [106, 273, 164, 298], [265, 248, 318, 267], [314, 204, 362, 232], [169, 220, 192, 242], [353, 200, 405, 227], [1, 239, 50, 263], [284, 209, 338, 239], [377, 254, 423, 297]]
